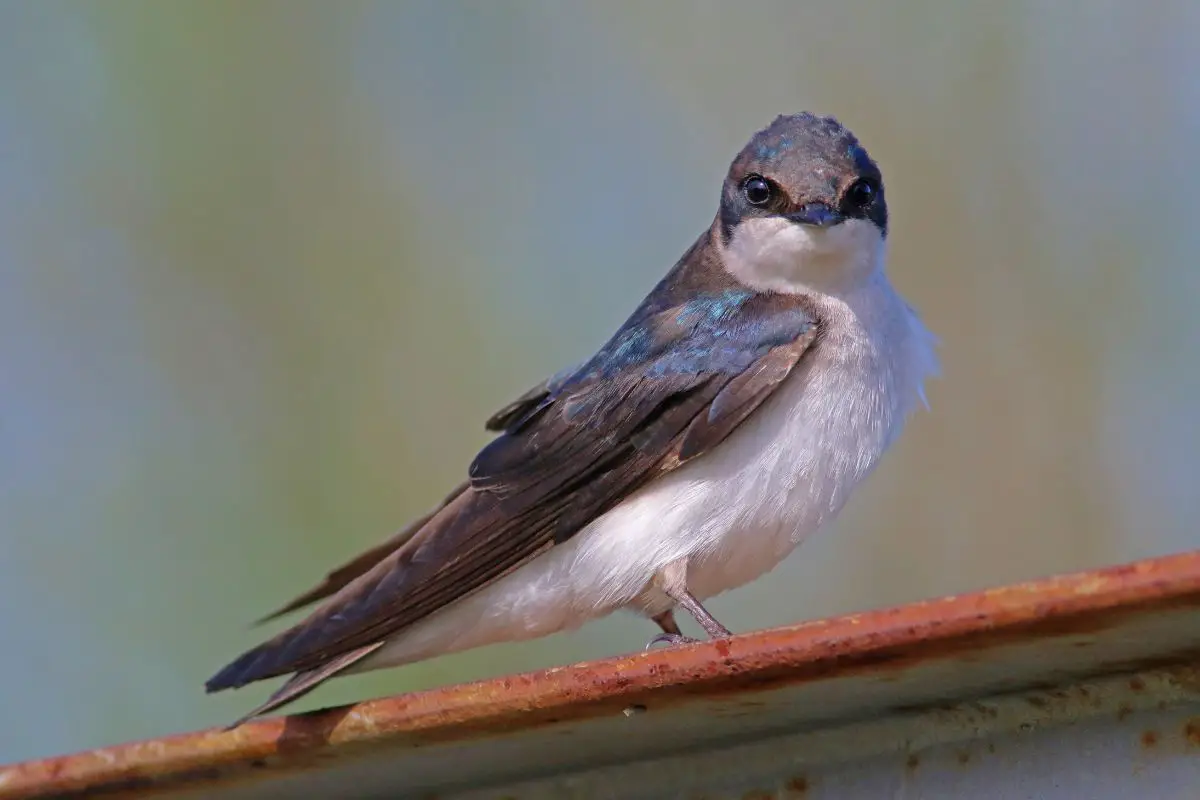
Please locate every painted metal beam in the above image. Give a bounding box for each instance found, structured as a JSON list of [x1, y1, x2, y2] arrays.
[[4, 551, 1200, 799]]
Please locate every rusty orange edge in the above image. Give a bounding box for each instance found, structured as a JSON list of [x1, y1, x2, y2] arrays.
[[5, 550, 1200, 799]]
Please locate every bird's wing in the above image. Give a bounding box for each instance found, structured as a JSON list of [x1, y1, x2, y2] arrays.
[[250, 366, 585, 624], [483, 366, 572, 432], [206, 290, 819, 693], [251, 481, 470, 625]]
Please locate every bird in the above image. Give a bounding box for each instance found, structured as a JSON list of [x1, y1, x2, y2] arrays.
[[205, 112, 939, 728]]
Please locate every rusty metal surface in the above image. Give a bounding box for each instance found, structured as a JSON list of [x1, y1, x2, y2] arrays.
[[4, 550, 1200, 799], [448, 665, 1200, 799]]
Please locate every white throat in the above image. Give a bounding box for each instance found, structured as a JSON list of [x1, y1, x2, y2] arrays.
[[720, 216, 884, 298]]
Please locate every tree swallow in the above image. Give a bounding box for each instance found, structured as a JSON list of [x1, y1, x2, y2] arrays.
[[205, 112, 939, 727]]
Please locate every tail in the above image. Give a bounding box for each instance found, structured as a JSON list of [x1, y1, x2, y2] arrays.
[[218, 641, 385, 731]]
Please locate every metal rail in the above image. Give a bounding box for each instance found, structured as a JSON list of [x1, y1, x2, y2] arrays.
[[4, 551, 1200, 798]]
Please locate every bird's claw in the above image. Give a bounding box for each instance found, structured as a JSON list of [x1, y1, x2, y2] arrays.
[[644, 632, 701, 651]]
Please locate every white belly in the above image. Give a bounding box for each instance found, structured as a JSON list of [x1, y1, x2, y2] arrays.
[[360, 273, 937, 672]]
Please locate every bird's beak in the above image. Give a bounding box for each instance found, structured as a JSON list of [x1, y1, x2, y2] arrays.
[[786, 202, 843, 228]]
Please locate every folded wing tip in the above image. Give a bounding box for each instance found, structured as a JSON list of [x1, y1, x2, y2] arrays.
[[249, 599, 307, 628], [205, 647, 268, 694]]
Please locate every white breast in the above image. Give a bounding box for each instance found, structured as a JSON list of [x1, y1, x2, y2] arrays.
[[360, 262, 937, 672], [590, 267, 938, 612]]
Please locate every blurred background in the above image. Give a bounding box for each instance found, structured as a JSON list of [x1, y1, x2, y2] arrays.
[[2, 0, 1198, 763]]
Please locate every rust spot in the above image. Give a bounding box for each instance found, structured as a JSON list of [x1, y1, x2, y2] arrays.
[[741, 791, 774, 800], [956, 751, 970, 765], [906, 753, 920, 771], [1165, 664, 1200, 692], [1184, 719, 1200, 747], [1129, 677, 1146, 692], [785, 774, 810, 796], [1141, 730, 1160, 748]]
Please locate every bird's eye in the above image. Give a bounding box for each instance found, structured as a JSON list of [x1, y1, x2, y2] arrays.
[[844, 179, 876, 209], [742, 175, 772, 207]]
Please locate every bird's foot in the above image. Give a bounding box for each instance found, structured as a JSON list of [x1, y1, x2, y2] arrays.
[[644, 632, 701, 651]]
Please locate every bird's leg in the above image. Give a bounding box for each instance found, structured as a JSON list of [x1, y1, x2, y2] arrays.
[[653, 609, 683, 636], [644, 609, 699, 650], [672, 592, 733, 639], [644, 558, 733, 649]]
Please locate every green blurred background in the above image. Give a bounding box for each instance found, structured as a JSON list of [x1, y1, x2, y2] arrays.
[[2, 1, 1197, 763]]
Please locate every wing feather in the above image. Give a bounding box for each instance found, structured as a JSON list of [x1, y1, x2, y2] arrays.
[[206, 290, 819, 693], [250, 481, 470, 624]]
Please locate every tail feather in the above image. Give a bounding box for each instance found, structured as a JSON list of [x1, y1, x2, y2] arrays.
[[219, 641, 385, 731]]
